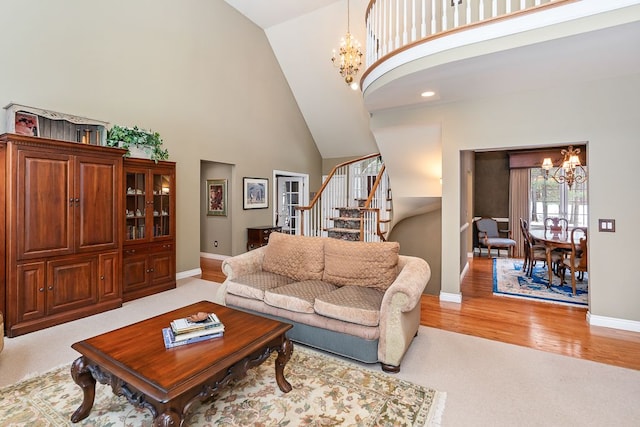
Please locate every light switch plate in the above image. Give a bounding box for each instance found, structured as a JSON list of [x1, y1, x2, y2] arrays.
[[598, 219, 615, 232]]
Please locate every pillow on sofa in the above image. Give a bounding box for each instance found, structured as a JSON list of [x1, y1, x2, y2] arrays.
[[323, 239, 400, 290], [262, 233, 325, 281]]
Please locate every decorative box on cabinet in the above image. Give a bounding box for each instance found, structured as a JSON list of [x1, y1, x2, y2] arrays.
[[247, 226, 282, 251], [122, 158, 176, 302], [1, 133, 125, 337]]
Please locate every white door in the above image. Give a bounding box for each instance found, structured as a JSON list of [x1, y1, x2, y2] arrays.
[[276, 176, 304, 234]]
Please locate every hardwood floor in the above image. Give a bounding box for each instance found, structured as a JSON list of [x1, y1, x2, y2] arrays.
[[421, 256, 640, 370], [200, 255, 640, 370]]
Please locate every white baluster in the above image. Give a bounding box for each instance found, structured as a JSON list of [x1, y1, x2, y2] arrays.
[[492, 0, 497, 18], [388, 0, 393, 52], [520, 0, 526, 11], [479, 0, 485, 20], [506, 0, 512, 14], [466, 0, 471, 25], [411, 0, 416, 41], [395, 0, 401, 49], [423, 0, 429, 37], [441, 0, 447, 31], [366, 7, 372, 66], [453, 1, 459, 27], [382, 0, 388, 56], [403, 0, 408, 46], [535, 0, 542, 6]]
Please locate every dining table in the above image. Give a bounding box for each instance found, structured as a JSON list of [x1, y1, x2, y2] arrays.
[[529, 228, 584, 286]]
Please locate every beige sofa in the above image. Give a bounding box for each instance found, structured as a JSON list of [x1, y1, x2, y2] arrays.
[[220, 233, 431, 372]]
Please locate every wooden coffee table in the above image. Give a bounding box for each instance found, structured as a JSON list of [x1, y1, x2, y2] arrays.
[[70, 301, 293, 426]]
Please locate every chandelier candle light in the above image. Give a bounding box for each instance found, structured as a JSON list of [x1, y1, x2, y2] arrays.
[[332, 0, 363, 90], [541, 145, 588, 189]]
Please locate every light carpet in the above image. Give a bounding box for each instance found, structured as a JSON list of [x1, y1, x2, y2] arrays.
[[0, 345, 445, 426], [493, 257, 588, 307]]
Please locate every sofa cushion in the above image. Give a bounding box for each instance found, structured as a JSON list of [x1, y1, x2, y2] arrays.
[[264, 280, 338, 313], [262, 233, 325, 281], [226, 272, 295, 301], [322, 239, 400, 290], [314, 286, 384, 327]]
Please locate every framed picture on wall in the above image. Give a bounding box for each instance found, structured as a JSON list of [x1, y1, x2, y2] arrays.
[[243, 177, 268, 209], [14, 111, 39, 136], [207, 179, 227, 216]]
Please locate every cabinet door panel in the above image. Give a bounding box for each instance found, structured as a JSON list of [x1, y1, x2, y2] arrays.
[[18, 151, 73, 259], [76, 156, 119, 252], [99, 251, 121, 301], [123, 253, 148, 291], [46, 257, 97, 315], [149, 251, 174, 286], [16, 262, 46, 322]]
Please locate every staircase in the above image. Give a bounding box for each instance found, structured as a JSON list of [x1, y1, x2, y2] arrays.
[[298, 154, 392, 242]]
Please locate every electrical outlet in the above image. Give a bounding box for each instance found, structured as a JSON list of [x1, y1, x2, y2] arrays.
[[214, 240, 218, 247]]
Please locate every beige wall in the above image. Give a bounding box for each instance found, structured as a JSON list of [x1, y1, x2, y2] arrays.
[[388, 210, 442, 294], [0, 0, 322, 271], [372, 72, 640, 323]]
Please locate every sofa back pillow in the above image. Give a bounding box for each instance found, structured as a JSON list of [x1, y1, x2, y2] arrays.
[[262, 232, 325, 281], [323, 239, 400, 290]]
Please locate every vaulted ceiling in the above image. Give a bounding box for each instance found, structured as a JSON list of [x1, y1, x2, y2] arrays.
[[224, 1, 640, 162]]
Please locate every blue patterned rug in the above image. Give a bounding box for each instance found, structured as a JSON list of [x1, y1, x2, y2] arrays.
[[493, 258, 588, 307]]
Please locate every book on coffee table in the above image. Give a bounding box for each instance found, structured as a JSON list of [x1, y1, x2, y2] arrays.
[[170, 312, 222, 335], [172, 324, 225, 342], [162, 327, 223, 349]]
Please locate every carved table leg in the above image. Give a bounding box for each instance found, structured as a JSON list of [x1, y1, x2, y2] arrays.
[[153, 409, 182, 427], [70, 356, 97, 423], [274, 338, 293, 393]]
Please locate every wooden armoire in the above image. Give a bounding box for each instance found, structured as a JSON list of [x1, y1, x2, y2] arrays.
[[1, 133, 125, 337]]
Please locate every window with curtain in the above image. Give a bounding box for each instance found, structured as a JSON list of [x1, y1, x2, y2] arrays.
[[529, 167, 588, 230]]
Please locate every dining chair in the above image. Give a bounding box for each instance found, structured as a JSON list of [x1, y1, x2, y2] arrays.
[[544, 217, 569, 233], [520, 220, 550, 277], [476, 217, 516, 258], [560, 227, 588, 295], [519, 218, 531, 273]]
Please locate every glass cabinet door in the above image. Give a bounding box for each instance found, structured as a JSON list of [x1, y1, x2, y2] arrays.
[[152, 173, 171, 238], [125, 172, 147, 242]]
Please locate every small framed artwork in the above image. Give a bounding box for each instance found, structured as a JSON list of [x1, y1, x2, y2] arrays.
[[243, 177, 268, 209], [14, 111, 39, 136], [207, 179, 227, 216]]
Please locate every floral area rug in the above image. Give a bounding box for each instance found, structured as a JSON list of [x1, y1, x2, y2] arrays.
[[493, 258, 588, 307], [0, 346, 445, 426]]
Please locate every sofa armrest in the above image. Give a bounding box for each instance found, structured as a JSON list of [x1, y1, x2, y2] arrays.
[[377, 255, 431, 369], [217, 247, 267, 305], [221, 246, 266, 280]]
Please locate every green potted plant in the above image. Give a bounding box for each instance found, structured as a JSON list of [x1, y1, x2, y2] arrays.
[[106, 125, 169, 162]]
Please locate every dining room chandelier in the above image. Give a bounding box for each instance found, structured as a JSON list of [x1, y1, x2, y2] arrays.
[[541, 145, 588, 190], [331, 0, 363, 90]]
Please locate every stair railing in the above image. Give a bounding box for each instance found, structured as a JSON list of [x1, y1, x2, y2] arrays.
[[297, 153, 391, 241], [361, 163, 392, 241]]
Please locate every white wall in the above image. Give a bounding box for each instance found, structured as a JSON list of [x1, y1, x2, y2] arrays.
[[371, 72, 640, 323]]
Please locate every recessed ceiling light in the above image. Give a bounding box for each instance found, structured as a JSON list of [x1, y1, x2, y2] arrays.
[[421, 91, 435, 98]]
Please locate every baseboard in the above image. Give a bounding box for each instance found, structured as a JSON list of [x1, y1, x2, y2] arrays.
[[460, 261, 469, 281], [177, 268, 201, 280], [587, 311, 640, 333], [440, 292, 462, 304], [200, 252, 229, 260]]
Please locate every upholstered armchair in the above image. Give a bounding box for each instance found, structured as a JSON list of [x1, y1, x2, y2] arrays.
[[476, 217, 516, 258]]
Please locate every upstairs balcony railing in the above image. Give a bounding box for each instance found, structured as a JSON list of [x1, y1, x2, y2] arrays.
[[365, 0, 573, 67]]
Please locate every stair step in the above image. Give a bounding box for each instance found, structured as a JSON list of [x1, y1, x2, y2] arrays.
[[327, 227, 360, 234]]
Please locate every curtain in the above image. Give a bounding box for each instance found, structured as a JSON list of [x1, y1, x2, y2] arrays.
[[509, 168, 530, 258]]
